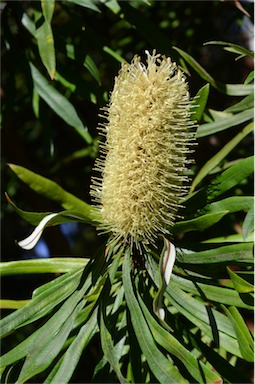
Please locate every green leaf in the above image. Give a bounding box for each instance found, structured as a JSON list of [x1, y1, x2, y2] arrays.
[[177, 243, 253, 264], [166, 283, 241, 357], [207, 156, 254, 200], [146, 257, 242, 357], [174, 211, 229, 234], [83, 54, 101, 85], [68, 0, 101, 12], [35, 22, 56, 79], [29, 62, 92, 143], [41, 0, 55, 23], [99, 0, 120, 13], [35, 1, 56, 79], [0, 275, 87, 370], [100, 308, 128, 383], [138, 293, 222, 383], [191, 83, 210, 122], [103, 46, 126, 63], [173, 47, 254, 96], [0, 258, 88, 276], [242, 202, 254, 240], [223, 306, 254, 362], [172, 274, 253, 309], [205, 196, 253, 215], [17, 299, 85, 383], [202, 232, 254, 244], [8, 164, 100, 223], [224, 94, 254, 113], [66, 45, 101, 84], [0, 269, 84, 338], [122, 250, 187, 384], [204, 41, 254, 59], [227, 268, 254, 293], [244, 71, 254, 85], [0, 300, 29, 310], [44, 309, 98, 384], [191, 122, 254, 192], [196, 108, 253, 138]]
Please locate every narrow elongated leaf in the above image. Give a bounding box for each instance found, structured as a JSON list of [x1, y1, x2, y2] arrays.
[[166, 283, 240, 357], [174, 47, 253, 96], [174, 211, 228, 234], [205, 196, 253, 215], [100, 309, 128, 383], [8, 164, 100, 223], [138, 294, 221, 383], [207, 156, 254, 199], [177, 243, 253, 264], [17, 300, 85, 383], [0, 258, 88, 276], [44, 309, 98, 384], [191, 122, 254, 192], [225, 94, 254, 113], [202, 232, 254, 244], [41, 0, 55, 23], [83, 54, 101, 84], [191, 83, 210, 122], [223, 306, 254, 362], [103, 46, 126, 63], [5, 195, 93, 233], [35, 21, 56, 79], [172, 274, 253, 309], [196, 108, 253, 138], [29, 62, 92, 143], [122, 251, 187, 384], [204, 41, 254, 59], [227, 268, 254, 293], [70, 0, 101, 12], [242, 202, 254, 240], [0, 300, 29, 309], [0, 280, 86, 368], [0, 269, 83, 338]]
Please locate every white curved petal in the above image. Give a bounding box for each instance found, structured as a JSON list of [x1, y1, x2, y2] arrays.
[[18, 213, 58, 250], [162, 238, 176, 285]]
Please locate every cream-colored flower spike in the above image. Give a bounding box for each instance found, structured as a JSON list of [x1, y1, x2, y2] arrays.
[[91, 50, 196, 249]]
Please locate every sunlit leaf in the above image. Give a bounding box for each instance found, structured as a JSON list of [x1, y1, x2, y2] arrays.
[[196, 108, 253, 138], [242, 202, 254, 240], [41, 0, 55, 23], [44, 309, 98, 384], [174, 47, 253, 96], [35, 2, 56, 79], [29, 63, 92, 143], [177, 243, 253, 264], [227, 268, 254, 293], [224, 94, 254, 113], [191, 83, 210, 122], [174, 211, 229, 234], [67, 0, 101, 12], [0, 258, 88, 276], [223, 306, 254, 362], [0, 269, 84, 338], [122, 250, 186, 383], [191, 122, 253, 192], [138, 293, 222, 383], [204, 41, 254, 59], [8, 164, 100, 223]]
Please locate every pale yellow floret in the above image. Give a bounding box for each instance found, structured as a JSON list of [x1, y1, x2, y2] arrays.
[[90, 50, 196, 249]]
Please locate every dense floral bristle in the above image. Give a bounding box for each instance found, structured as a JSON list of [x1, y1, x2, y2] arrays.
[[90, 50, 196, 249]]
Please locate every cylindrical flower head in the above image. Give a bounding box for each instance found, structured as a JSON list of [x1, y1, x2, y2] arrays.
[[91, 51, 196, 249]]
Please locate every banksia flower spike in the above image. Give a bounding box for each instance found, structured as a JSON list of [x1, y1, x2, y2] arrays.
[[91, 50, 196, 250]]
